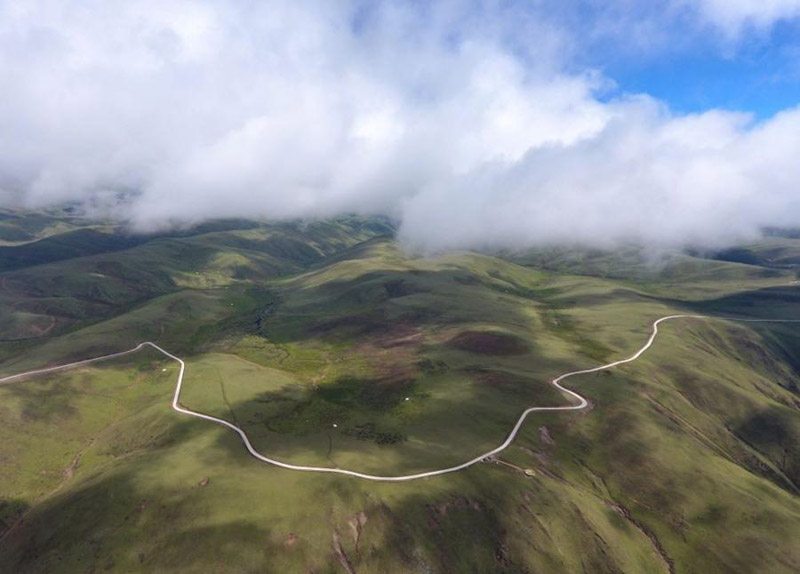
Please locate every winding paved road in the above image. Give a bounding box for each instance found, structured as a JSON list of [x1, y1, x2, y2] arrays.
[[2, 314, 799, 482]]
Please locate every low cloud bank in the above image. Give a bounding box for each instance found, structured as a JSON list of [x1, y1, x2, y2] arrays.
[[1, 1, 799, 251]]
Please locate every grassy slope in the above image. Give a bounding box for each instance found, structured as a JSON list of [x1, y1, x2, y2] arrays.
[[1, 219, 800, 572], [0, 209, 96, 246], [0, 217, 389, 347]]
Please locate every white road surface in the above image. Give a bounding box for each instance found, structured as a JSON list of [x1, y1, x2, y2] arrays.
[[2, 314, 798, 482]]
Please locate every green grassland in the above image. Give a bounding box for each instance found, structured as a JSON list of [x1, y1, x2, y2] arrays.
[[1, 214, 800, 572], [0, 208, 101, 246]]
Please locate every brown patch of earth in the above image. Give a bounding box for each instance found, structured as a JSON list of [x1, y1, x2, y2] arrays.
[[468, 369, 534, 393], [371, 322, 426, 349], [347, 322, 425, 384], [539, 426, 555, 445], [348, 511, 367, 557], [426, 497, 484, 529], [285, 533, 298, 548], [332, 531, 356, 574], [29, 313, 56, 337]]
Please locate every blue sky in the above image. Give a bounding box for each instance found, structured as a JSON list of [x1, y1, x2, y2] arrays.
[[495, 0, 800, 119], [601, 18, 800, 118]]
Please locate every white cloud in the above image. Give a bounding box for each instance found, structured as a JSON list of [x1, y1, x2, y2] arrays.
[[686, 0, 800, 33], [1, 0, 800, 251], [400, 103, 800, 250]]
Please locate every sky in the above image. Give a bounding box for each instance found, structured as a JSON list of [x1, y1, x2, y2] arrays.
[[1, 0, 800, 251]]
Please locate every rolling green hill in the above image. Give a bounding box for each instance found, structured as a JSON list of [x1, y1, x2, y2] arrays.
[[1, 212, 800, 573]]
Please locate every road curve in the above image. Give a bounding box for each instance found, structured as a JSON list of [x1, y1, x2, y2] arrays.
[[2, 314, 799, 482]]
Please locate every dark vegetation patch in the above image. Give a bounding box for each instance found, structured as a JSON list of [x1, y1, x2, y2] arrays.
[[661, 362, 799, 492], [694, 503, 727, 526], [310, 312, 388, 339], [452, 273, 480, 286], [759, 268, 782, 278], [735, 408, 800, 488], [418, 496, 531, 573], [506, 285, 564, 302], [0, 229, 147, 272], [292, 305, 435, 348], [394, 307, 443, 325], [484, 270, 564, 302], [0, 210, 84, 243], [262, 376, 418, 435], [264, 397, 347, 434], [0, 498, 29, 537], [545, 288, 650, 310], [662, 366, 714, 410], [318, 376, 416, 411], [383, 279, 426, 298], [449, 331, 529, 356], [673, 297, 800, 385], [763, 226, 800, 239], [344, 423, 406, 445], [256, 236, 324, 265], [466, 368, 564, 405], [6, 377, 81, 423], [689, 285, 800, 317], [748, 328, 800, 389], [468, 369, 534, 394], [709, 247, 768, 267], [161, 287, 279, 353], [416, 358, 449, 375], [253, 293, 281, 336], [169, 218, 261, 236], [0, 470, 279, 573]]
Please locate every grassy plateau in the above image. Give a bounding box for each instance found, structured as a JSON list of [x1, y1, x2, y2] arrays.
[[1, 209, 800, 572]]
